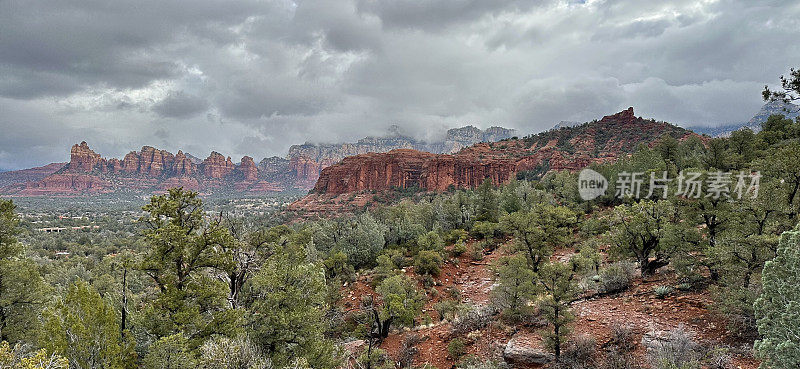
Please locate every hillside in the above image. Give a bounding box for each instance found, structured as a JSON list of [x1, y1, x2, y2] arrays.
[[0, 162, 66, 188], [291, 108, 696, 213]]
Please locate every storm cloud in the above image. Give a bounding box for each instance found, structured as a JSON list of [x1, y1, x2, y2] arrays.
[[1, 0, 799, 169]]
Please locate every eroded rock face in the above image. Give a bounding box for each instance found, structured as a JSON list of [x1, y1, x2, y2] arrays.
[[67, 141, 103, 172], [172, 150, 195, 176], [310, 108, 698, 198], [237, 156, 259, 182], [282, 125, 518, 187], [202, 152, 235, 178]]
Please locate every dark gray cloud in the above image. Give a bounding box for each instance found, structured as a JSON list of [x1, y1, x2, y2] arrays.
[[1, 0, 799, 169]]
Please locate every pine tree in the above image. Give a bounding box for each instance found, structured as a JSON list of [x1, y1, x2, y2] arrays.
[[754, 225, 800, 369]]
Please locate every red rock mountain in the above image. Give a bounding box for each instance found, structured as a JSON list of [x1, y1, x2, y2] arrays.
[[278, 125, 517, 188], [1, 125, 517, 197], [305, 108, 697, 199], [0, 162, 66, 188], [1, 143, 286, 196]]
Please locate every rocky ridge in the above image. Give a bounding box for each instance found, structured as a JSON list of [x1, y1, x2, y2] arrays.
[[293, 108, 697, 212], [1, 143, 287, 196]]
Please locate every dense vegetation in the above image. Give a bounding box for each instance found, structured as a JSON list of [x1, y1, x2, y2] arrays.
[[2, 72, 800, 369]]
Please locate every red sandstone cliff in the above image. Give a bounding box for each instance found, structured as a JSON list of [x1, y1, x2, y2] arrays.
[[308, 108, 697, 197]]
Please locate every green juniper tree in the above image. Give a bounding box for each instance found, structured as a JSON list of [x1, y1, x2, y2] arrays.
[[0, 199, 47, 344], [754, 224, 800, 369], [136, 189, 239, 346]]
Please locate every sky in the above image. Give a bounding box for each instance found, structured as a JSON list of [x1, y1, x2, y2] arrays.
[[1, 0, 799, 170]]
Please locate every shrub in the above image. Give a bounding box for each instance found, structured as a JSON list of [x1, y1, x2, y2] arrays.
[[373, 254, 398, 285], [647, 327, 700, 369], [447, 338, 467, 359], [468, 242, 485, 261], [555, 335, 597, 369], [416, 231, 444, 253], [703, 346, 732, 369], [609, 323, 636, 352], [415, 250, 443, 276], [446, 229, 469, 244], [384, 248, 410, 268], [445, 285, 462, 300], [451, 241, 467, 257], [451, 305, 496, 335], [434, 300, 460, 322], [653, 286, 673, 299], [398, 334, 422, 368], [599, 351, 643, 369], [598, 263, 634, 294]]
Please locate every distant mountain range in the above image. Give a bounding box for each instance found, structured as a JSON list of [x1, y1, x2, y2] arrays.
[[686, 100, 799, 137], [0, 125, 516, 196]]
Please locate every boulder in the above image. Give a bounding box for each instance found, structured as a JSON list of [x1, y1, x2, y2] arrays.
[[503, 336, 552, 365]]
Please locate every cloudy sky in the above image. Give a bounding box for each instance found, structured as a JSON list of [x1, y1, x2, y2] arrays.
[[1, 0, 799, 170]]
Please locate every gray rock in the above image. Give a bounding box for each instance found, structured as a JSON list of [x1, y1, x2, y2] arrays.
[[503, 337, 552, 365]]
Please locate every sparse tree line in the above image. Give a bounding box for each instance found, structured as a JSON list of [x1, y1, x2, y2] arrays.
[[1, 71, 800, 369]]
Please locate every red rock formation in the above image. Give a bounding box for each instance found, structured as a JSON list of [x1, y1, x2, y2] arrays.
[[202, 152, 235, 178], [137, 146, 174, 176], [159, 176, 200, 191], [67, 141, 103, 172], [313, 150, 518, 195], [172, 150, 195, 176], [310, 108, 700, 197], [122, 152, 140, 173], [0, 162, 66, 188], [289, 156, 321, 187], [237, 156, 259, 181], [11, 174, 111, 196]]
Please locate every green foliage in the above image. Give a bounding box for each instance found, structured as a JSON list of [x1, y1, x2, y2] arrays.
[[475, 178, 500, 222], [0, 341, 69, 369], [143, 334, 196, 369], [376, 275, 423, 328], [598, 262, 634, 294], [198, 335, 271, 369], [373, 254, 399, 285], [447, 338, 467, 359], [414, 250, 443, 276], [470, 221, 500, 242], [242, 242, 338, 368], [39, 280, 132, 369], [537, 261, 579, 361], [754, 225, 800, 369], [653, 285, 673, 299], [0, 199, 47, 344], [451, 240, 467, 257], [324, 250, 355, 282], [467, 241, 484, 261], [501, 205, 576, 272], [416, 231, 444, 253], [605, 200, 689, 276], [491, 255, 536, 322], [137, 189, 238, 344]]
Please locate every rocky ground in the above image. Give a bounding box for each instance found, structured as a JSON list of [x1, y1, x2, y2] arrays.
[[339, 241, 760, 369]]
